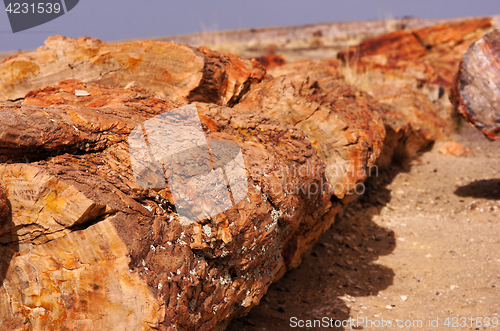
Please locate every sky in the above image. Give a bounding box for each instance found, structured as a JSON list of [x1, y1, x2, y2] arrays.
[[1, 0, 500, 52]]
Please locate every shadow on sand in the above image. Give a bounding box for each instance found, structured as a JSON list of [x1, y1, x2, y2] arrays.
[[227, 165, 405, 331], [454, 178, 500, 200]]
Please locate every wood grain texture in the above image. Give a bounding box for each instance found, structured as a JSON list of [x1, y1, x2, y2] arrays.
[[0, 18, 482, 331], [0, 36, 266, 106]]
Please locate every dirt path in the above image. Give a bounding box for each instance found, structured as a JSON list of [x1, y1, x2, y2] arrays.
[[227, 123, 500, 331]]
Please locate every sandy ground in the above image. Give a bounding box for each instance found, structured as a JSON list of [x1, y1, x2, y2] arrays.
[[227, 122, 500, 331]]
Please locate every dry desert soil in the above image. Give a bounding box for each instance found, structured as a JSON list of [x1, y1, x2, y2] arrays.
[[227, 122, 500, 331]]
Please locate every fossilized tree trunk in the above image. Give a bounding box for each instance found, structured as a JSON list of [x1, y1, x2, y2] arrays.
[[0, 35, 266, 105], [0, 17, 489, 330]]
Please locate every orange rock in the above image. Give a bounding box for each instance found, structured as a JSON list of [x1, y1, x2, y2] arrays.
[[439, 141, 473, 156], [0, 36, 266, 106]]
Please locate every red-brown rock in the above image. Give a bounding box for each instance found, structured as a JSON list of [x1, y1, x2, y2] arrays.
[[338, 18, 493, 89], [251, 55, 286, 71]]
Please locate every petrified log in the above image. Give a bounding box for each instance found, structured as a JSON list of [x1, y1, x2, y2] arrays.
[[452, 29, 500, 140], [338, 17, 493, 89], [336, 17, 492, 142], [0, 77, 340, 330], [269, 18, 495, 168], [0, 19, 472, 329], [265, 64, 449, 169], [0, 36, 266, 106]]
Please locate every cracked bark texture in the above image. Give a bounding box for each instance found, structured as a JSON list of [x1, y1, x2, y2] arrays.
[[452, 29, 500, 140], [0, 19, 476, 331], [0, 79, 336, 330], [234, 76, 386, 199], [265, 18, 495, 169], [0, 36, 266, 105]]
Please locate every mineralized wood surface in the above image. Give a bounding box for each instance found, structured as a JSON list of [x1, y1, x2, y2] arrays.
[[0, 19, 478, 331], [338, 18, 493, 89], [452, 29, 500, 140], [0, 79, 338, 330], [235, 76, 386, 199], [0, 36, 266, 105], [267, 18, 495, 169]]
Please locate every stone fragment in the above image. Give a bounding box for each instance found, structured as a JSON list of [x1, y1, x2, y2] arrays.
[[251, 54, 286, 70], [439, 141, 473, 157]]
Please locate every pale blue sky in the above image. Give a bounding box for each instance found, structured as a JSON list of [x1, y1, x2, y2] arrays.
[[1, 0, 500, 51]]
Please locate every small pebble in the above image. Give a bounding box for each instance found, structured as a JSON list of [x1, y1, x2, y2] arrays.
[[75, 89, 91, 96]]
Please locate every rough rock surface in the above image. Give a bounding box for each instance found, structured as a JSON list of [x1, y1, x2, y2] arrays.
[[0, 79, 338, 330], [264, 18, 495, 169], [0, 18, 483, 331], [338, 18, 493, 89], [0, 36, 266, 105], [452, 29, 500, 140], [235, 76, 386, 199]]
